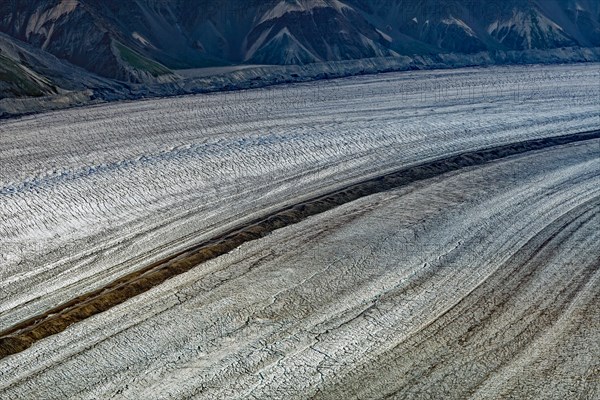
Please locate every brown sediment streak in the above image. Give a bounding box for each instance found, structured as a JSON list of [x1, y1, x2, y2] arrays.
[[0, 130, 598, 359]]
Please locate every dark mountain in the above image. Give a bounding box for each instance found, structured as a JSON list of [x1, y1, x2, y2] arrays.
[[0, 31, 122, 99], [0, 0, 598, 85]]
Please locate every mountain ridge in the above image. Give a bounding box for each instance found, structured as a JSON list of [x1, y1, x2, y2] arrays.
[[1, 0, 598, 82]]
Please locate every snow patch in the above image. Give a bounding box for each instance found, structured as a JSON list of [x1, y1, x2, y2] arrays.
[[376, 29, 392, 43], [441, 17, 476, 37], [259, 0, 352, 24], [487, 10, 566, 49], [26, 0, 79, 40], [132, 32, 153, 48], [256, 27, 319, 63], [245, 26, 274, 60]]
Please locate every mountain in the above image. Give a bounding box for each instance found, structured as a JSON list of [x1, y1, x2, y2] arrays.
[[1, 0, 598, 84]]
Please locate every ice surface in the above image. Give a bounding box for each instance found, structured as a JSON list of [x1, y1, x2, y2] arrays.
[[0, 63, 598, 332], [0, 136, 597, 399]]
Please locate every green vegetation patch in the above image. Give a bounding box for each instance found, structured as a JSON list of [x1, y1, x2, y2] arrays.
[[114, 42, 172, 77], [0, 55, 46, 97]]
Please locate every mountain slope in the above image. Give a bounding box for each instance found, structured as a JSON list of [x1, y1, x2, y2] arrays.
[[0, 53, 55, 98], [0, 32, 123, 98]]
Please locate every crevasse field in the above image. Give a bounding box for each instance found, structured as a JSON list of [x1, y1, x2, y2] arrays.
[[0, 64, 599, 399]]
